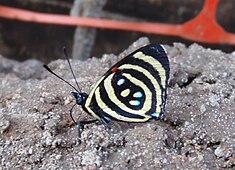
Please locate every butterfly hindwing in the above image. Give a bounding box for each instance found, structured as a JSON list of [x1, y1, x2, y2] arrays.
[[84, 44, 170, 123]]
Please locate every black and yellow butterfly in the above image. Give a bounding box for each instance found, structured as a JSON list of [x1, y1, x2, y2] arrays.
[[44, 44, 170, 140]]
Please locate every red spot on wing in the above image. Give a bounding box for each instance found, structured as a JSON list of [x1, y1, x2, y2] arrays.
[[111, 66, 118, 73]]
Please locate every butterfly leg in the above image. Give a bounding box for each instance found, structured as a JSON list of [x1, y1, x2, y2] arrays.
[[76, 119, 98, 144], [100, 116, 112, 129], [76, 116, 112, 143]]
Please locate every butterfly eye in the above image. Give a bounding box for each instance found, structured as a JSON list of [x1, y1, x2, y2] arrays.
[[76, 97, 83, 105], [71, 92, 83, 105]]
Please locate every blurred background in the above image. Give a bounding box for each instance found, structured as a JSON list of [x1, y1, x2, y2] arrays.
[[0, 0, 235, 63]]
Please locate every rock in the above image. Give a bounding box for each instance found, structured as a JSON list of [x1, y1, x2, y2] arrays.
[[0, 115, 10, 134], [215, 146, 225, 158], [0, 55, 47, 80]]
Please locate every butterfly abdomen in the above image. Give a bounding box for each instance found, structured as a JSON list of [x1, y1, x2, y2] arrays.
[[85, 44, 170, 123]]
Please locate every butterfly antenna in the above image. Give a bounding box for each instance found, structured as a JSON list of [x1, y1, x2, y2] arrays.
[[63, 47, 82, 93], [43, 65, 79, 92]]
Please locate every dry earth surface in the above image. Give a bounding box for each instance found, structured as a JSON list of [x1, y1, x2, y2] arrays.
[[0, 38, 235, 169]]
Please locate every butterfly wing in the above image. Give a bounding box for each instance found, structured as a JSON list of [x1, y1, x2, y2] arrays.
[[84, 44, 170, 123]]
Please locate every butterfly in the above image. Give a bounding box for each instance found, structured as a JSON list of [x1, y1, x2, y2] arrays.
[[44, 44, 170, 142]]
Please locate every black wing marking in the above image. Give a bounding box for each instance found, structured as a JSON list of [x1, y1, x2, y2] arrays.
[[84, 44, 170, 122]]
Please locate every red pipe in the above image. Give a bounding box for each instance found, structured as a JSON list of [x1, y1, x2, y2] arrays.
[[0, 0, 235, 44]]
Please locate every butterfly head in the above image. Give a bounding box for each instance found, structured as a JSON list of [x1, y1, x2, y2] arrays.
[[71, 92, 88, 105]]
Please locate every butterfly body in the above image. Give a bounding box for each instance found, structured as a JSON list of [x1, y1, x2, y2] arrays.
[[72, 44, 170, 124]]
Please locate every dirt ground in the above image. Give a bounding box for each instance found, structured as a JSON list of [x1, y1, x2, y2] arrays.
[[0, 38, 234, 169]]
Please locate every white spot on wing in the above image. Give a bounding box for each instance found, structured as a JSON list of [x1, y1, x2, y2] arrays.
[[117, 78, 125, 86], [121, 89, 130, 97], [133, 91, 143, 98], [129, 100, 140, 106]]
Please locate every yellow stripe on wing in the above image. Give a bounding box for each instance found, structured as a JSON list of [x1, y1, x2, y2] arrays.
[[133, 52, 167, 88], [95, 86, 151, 122], [119, 64, 162, 115], [101, 72, 152, 116], [85, 75, 106, 120]]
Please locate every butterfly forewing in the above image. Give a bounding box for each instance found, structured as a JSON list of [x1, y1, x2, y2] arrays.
[[84, 44, 170, 123]]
